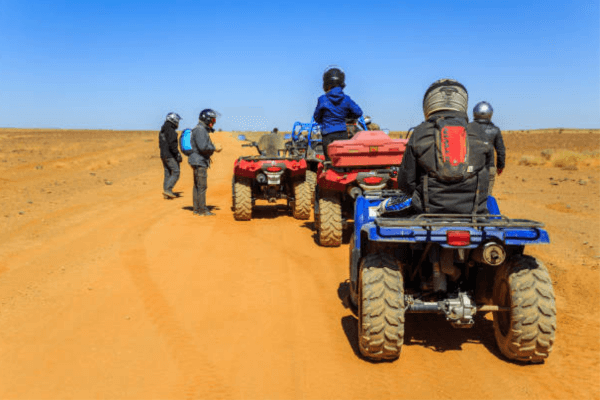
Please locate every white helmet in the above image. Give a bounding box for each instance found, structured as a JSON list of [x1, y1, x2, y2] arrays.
[[422, 79, 468, 119]]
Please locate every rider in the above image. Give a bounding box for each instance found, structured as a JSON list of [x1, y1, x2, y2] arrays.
[[313, 66, 363, 160], [387, 79, 492, 215], [158, 112, 183, 199], [468, 101, 505, 195], [258, 127, 284, 157], [188, 109, 222, 216], [364, 116, 381, 131]]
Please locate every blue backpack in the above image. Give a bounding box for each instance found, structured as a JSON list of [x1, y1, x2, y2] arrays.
[[180, 128, 193, 156]]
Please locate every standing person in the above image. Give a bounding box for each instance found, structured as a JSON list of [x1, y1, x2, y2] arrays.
[[468, 101, 506, 195], [188, 109, 222, 216], [313, 66, 363, 160], [395, 79, 492, 215], [159, 112, 183, 199]]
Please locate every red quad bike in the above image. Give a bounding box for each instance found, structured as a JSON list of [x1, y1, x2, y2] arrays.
[[232, 135, 311, 221], [315, 130, 408, 246]]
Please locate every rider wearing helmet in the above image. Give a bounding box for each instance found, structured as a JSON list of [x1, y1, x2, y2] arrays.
[[159, 112, 183, 199], [397, 79, 492, 214], [313, 66, 363, 160], [468, 101, 505, 195], [364, 115, 381, 131], [188, 109, 222, 216]]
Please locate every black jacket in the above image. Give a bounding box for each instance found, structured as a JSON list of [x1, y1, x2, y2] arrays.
[[398, 111, 492, 214], [158, 121, 181, 160], [468, 119, 505, 170], [188, 121, 215, 167]]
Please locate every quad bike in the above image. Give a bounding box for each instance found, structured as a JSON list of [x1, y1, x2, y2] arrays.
[[232, 134, 311, 221], [287, 116, 381, 207], [315, 128, 408, 246], [289, 120, 325, 203], [349, 192, 556, 363]]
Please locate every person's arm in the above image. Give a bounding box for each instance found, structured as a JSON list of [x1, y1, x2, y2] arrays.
[[313, 98, 323, 124], [194, 128, 215, 156], [494, 127, 506, 172], [168, 127, 182, 161], [397, 135, 417, 195], [346, 96, 363, 120]]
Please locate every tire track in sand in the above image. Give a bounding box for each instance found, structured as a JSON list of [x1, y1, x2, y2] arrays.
[[119, 212, 231, 400]]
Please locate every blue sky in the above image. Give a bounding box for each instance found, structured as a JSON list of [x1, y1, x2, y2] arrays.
[[0, 0, 598, 131]]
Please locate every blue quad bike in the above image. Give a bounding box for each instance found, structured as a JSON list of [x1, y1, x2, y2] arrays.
[[287, 119, 325, 200], [286, 117, 370, 205], [348, 190, 556, 363]]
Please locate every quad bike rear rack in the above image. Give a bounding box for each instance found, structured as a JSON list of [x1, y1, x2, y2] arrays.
[[375, 213, 546, 229]]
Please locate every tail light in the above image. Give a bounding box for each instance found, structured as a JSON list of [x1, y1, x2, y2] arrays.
[[363, 176, 383, 185], [447, 231, 470, 246], [267, 166, 281, 172]]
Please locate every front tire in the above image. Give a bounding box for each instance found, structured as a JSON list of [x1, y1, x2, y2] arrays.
[[317, 193, 342, 247], [358, 253, 405, 361], [306, 170, 317, 205], [493, 255, 556, 363], [233, 178, 252, 221], [292, 179, 311, 220]]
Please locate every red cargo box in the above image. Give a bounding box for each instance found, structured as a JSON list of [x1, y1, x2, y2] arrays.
[[328, 130, 408, 167]]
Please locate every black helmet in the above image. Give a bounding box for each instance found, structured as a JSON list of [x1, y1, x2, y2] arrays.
[[323, 65, 346, 92], [199, 109, 220, 127]]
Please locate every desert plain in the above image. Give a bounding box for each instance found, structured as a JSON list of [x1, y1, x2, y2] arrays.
[[0, 127, 599, 399]]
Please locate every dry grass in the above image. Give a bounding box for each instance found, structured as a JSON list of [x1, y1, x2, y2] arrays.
[[517, 148, 600, 170], [503, 128, 599, 135]]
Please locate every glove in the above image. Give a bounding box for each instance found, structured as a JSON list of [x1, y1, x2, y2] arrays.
[[497, 168, 503, 176], [176, 154, 183, 163], [214, 143, 223, 153], [377, 195, 412, 216]]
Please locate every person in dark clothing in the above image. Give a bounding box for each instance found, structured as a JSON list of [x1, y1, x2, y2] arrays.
[[188, 109, 221, 216], [313, 66, 363, 160], [258, 127, 284, 157], [468, 101, 505, 195], [158, 112, 183, 199], [396, 79, 492, 215]]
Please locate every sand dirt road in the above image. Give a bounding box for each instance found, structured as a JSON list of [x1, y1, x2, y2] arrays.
[[0, 128, 599, 399]]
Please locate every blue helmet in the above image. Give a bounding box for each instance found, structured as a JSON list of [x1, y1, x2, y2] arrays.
[[199, 109, 220, 127]]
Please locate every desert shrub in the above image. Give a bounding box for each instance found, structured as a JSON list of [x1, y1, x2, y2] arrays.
[[541, 149, 554, 160], [551, 149, 600, 169], [518, 155, 544, 166]]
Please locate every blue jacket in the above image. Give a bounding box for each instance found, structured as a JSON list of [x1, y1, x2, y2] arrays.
[[313, 87, 363, 135]]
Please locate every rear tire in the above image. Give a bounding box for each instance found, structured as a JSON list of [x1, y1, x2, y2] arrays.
[[493, 255, 556, 363], [233, 178, 252, 221], [318, 193, 342, 247], [358, 253, 404, 361], [292, 179, 311, 220]]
